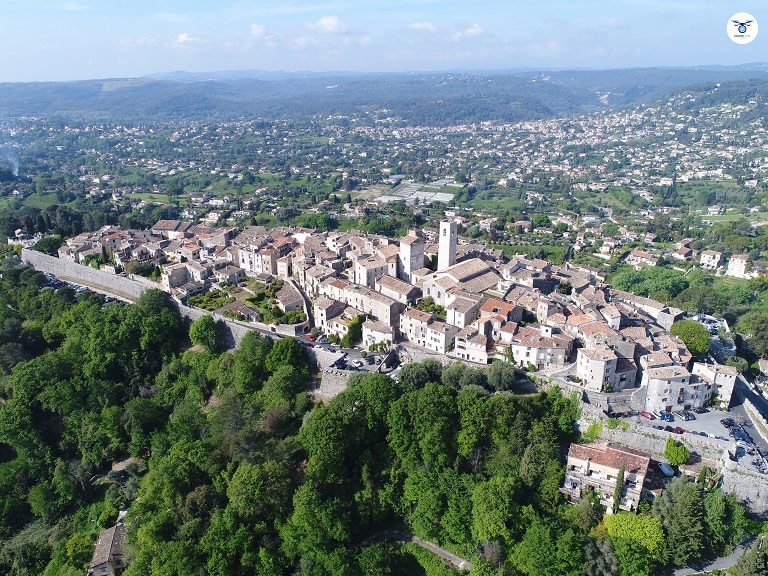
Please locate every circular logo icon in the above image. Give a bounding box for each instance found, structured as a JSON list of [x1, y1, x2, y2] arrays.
[[728, 12, 758, 44]]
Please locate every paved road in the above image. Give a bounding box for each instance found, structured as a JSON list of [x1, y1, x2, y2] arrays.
[[365, 530, 472, 571], [659, 539, 754, 576]]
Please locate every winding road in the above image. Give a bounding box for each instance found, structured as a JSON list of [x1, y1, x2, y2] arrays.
[[364, 530, 472, 572]]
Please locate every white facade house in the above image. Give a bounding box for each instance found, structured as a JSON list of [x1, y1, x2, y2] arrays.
[[691, 362, 738, 408], [700, 250, 724, 270], [726, 254, 749, 279], [399, 308, 459, 354]]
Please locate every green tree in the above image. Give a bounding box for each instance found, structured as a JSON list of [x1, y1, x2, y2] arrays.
[[652, 476, 705, 567], [189, 314, 223, 354], [487, 361, 516, 391], [612, 465, 625, 515], [664, 437, 691, 467], [670, 320, 711, 356], [730, 539, 768, 576], [340, 315, 364, 348], [726, 356, 749, 373]]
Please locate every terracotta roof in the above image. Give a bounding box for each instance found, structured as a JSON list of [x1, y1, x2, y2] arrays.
[[376, 275, 416, 295], [568, 442, 650, 475], [404, 308, 434, 322], [480, 298, 517, 317], [90, 524, 127, 568]]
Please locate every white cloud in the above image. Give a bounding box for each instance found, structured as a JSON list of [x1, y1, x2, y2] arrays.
[[249, 23, 266, 39], [174, 32, 206, 47], [357, 35, 373, 46], [451, 24, 485, 41], [410, 22, 437, 33], [306, 15, 348, 34], [293, 36, 317, 49]]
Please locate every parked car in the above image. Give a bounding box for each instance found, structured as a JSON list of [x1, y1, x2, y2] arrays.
[[694, 407, 709, 414], [640, 411, 655, 420], [721, 418, 736, 428], [652, 424, 665, 430], [306, 334, 315, 342], [658, 462, 675, 477], [673, 426, 686, 434], [664, 425, 675, 432], [662, 412, 675, 423], [683, 411, 696, 421]]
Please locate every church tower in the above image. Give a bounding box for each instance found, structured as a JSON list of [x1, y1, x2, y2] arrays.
[[438, 220, 457, 272]]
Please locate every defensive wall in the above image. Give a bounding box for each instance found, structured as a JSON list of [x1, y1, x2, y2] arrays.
[[21, 248, 304, 349]]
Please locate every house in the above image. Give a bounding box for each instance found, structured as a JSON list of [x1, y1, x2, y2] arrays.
[[275, 282, 304, 313], [399, 308, 459, 354], [506, 325, 574, 370], [671, 246, 694, 262], [700, 250, 724, 270], [726, 254, 749, 279], [88, 524, 127, 576], [354, 256, 389, 289], [362, 319, 395, 350], [691, 362, 738, 408], [375, 274, 422, 305], [642, 365, 712, 412], [454, 323, 493, 364], [446, 292, 486, 329], [626, 249, 658, 268], [562, 442, 650, 513], [576, 345, 637, 392]]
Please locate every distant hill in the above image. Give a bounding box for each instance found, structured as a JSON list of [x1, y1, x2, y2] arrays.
[[1, 66, 768, 124]]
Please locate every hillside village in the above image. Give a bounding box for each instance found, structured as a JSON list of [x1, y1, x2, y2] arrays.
[[49, 216, 743, 418]]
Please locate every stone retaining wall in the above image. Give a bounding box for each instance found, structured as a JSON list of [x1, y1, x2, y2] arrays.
[[22, 248, 290, 350], [721, 467, 768, 515], [23, 248, 149, 300], [316, 369, 354, 399]]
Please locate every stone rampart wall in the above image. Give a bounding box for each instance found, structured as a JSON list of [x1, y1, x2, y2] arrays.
[[23, 249, 148, 300], [22, 249, 288, 350]]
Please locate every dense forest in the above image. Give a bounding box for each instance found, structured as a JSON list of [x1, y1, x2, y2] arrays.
[[0, 246, 761, 575]]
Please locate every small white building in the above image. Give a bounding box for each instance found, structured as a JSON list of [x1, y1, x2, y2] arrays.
[[399, 308, 459, 354], [362, 319, 394, 350], [700, 250, 724, 270], [726, 254, 749, 279]]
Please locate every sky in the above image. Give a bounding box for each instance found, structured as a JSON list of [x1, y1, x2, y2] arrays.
[[0, 0, 765, 81]]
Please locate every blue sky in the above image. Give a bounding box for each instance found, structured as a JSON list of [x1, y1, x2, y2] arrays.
[[0, 0, 765, 81]]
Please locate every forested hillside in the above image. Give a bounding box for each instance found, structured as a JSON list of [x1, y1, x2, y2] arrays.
[[1, 66, 767, 124], [0, 246, 760, 575]]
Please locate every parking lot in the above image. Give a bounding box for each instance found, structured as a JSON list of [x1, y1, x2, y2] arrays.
[[627, 407, 768, 474]]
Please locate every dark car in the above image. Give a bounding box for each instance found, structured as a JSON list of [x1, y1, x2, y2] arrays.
[[652, 424, 665, 430], [721, 418, 736, 428], [664, 425, 675, 432], [694, 407, 709, 414], [683, 411, 696, 421]]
